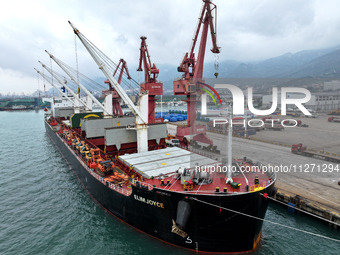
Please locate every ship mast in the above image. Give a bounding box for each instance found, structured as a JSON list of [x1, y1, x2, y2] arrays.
[[226, 109, 233, 183]]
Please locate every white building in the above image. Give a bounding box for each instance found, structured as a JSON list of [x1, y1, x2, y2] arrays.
[[323, 80, 340, 91], [262, 92, 340, 111]]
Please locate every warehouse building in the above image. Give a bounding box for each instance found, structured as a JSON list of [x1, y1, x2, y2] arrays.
[[262, 92, 340, 111]]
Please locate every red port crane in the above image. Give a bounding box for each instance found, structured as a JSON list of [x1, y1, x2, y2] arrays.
[[173, 0, 220, 141], [103, 58, 131, 116], [137, 36, 163, 124]]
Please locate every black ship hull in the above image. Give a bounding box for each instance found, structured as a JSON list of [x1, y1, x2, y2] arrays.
[[45, 120, 276, 253]]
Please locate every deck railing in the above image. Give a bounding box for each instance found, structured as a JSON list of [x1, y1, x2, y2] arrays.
[[131, 179, 154, 191]]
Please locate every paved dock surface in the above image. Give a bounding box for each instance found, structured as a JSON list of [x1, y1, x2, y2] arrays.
[[207, 132, 340, 214], [250, 114, 340, 154]]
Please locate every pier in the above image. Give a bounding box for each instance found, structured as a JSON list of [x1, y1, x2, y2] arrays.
[[205, 129, 340, 228]]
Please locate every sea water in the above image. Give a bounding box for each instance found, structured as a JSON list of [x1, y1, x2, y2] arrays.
[[0, 111, 339, 255]]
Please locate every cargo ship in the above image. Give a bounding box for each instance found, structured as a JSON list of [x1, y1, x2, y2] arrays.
[[45, 111, 276, 253], [41, 1, 276, 253]]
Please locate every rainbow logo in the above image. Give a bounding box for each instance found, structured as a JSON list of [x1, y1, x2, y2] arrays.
[[198, 82, 222, 106]]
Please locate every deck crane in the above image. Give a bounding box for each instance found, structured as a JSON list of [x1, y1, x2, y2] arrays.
[[137, 36, 163, 124], [103, 58, 132, 116], [173, 0, 220, 142], [38, 61, 92, 112], [34, 68, 77, 115], [68, 21, 149, 153], [46, 50, 113, 117]]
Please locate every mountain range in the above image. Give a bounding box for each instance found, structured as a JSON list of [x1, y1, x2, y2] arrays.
[[43, 45, 340, 95], [213, 45, 340, 78], [158, 45, 340, 91]]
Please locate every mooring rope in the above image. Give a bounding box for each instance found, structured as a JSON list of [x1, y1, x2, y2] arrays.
[[191, 197, 340, 243]]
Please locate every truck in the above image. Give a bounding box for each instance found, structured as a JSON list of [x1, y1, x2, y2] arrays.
[[262, 118, 284, 130], [166, 138, 181, 147], [264, 123, 284, 130], [328, 116, 340, 122], [291, 143, 340, 163], [282, 120, 308, 127]]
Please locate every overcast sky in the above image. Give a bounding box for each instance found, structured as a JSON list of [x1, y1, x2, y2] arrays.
[[1, 0, 340, 94]]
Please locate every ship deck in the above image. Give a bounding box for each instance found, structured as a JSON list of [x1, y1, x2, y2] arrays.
[[51, 117, 274, 196], [119, 147, 274, 195], [142, 170, 273, 194]]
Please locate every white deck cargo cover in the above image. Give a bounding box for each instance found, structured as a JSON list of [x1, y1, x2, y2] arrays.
[[62, 120, 71, 127], [118, 147, 218, 179]]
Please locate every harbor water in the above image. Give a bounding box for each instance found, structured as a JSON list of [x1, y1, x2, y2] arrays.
[[0, 111, 339, 255]]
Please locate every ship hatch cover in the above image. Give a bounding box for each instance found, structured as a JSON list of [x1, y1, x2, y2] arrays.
[[118, 147, 217, 179], [62, 120, 71, 127]]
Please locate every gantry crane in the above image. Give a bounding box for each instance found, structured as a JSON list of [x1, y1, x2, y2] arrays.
[[137, 36, 163, 124], [173, 0, 220, 142], [103, 58, 131, 116]]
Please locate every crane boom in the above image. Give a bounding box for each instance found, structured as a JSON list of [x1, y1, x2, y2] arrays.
[[112, 58, 131, 85], [137, 36, 159, 83], [177, 0, 220, 80], [46, 50, 111, 116], [190, 0, 219, 56], [39, 61, 90, 110], [136, 36, 163, 124], [104, 58, 132, 116], [34, 68, 76, 107], [68, 21, 147, 124], [68, 21, 149, 153], [173, 0, 220, 142]]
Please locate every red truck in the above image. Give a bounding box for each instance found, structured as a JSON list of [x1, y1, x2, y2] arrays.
[[328, 116, 340, 123], [291, 143, 340, 163]]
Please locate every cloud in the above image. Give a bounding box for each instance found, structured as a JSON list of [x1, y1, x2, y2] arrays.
[[0, 67, 37, 94], [1, 0, 340, 93]]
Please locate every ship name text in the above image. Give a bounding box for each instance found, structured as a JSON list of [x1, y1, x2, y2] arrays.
[[134, 195, 165, 209]]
